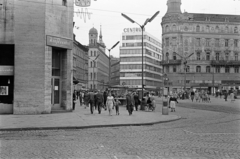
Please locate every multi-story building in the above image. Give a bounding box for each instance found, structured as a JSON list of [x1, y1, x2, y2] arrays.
[[120, 28, 162, 92], [162, 0, 240, 94], [110, 57, 120, 86], [73, 34, 89, 91], [88, 27, 109, 91], [0, 0, 74, 114]]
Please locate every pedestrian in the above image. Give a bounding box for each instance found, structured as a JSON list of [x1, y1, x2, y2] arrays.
[[224, 91, 228, 101], [106, 92, 115, 116], [230, 91, 235, 103], [79, 91, 83, 106], [72, 90, 77, 111], [133, 92, 139, 111], [89, 90, 95, 114], [95, 90, 104, 114], [83, 91, 90, 109], [103, 89, 108, 111], [190, 90, 195, 102], [169, 94, 178, 112], [115, 98, 121, 115], [126, 91, 134, 115]]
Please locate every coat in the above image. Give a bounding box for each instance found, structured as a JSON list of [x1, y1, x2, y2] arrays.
[[126, 93, 134, 106], [95, 93, 104, 103]]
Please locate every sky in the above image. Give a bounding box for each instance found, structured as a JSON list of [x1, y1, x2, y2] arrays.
[[73, 0, 240, 58]]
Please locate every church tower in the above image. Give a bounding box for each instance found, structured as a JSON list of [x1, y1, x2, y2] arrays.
[[89, 27, 98, 46], [166, 0, 182, 14]]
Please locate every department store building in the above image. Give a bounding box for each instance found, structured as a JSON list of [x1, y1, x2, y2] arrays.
[[0, 0, 74, 114], [120, 28, 163, 92]]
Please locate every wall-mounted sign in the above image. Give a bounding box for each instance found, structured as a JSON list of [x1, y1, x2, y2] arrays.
[[0, 66, 14, 75], [75, 0, 91, 7], [0, 86, 9, 95], [46, 35, 73, 50], [123, 28, 145, 33]]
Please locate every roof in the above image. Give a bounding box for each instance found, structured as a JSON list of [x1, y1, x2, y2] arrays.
[[89, 27, 98, 34]]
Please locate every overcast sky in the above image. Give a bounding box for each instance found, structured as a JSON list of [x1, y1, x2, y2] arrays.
[[73, 0, 240, 58]]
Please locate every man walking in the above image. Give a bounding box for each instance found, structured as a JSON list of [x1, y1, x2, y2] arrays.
[[133, 92, 139, 111], [126, 91, 134, 115], [89, 90, 95, 114], [95, 90, 104, 114]]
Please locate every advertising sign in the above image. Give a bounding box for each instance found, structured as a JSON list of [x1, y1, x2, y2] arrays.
[[75, 0, 91, 7], [0, 66, 14, 75], [0, 86, 9, 95], [46, 35, 73, 50]]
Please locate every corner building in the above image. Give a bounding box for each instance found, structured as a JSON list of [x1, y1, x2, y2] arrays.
[[162, 0, 240, 93], [120, 28, 162, 92], [0, 0, 74, 114]]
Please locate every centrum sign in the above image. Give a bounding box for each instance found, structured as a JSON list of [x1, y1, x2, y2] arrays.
[[123, 28, 145, 33], [75, 0, 91, 7], [46, 35, 72, 50]]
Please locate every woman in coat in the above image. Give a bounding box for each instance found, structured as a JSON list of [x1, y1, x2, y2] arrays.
[[106, 92, 115, 116]]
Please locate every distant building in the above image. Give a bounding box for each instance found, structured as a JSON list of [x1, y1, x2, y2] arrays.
[[110, 57, 120, 86], [73, 34, 89, 91], [162, 0, 240, 94], [88, 27, 109, 91], [0, 0, 74, 114], [120, 28, 163, 92]]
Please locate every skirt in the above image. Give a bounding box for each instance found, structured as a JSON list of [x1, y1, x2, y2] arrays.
[[170, 101, 176, 109]]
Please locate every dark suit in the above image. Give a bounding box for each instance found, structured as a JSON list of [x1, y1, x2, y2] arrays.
[[95, 92, 104, 114], [126, 93, 134, 115], [89, 92, 95, 114]]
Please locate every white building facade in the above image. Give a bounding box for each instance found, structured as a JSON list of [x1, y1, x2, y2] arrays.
[[120, 28, 163, 92]]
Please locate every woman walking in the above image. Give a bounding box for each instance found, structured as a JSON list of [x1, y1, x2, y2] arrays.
[[106, 92, 115, 116]]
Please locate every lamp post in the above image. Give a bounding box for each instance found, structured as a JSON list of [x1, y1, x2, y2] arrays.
[[107, 41, 120, 88], [121, 11, 159, 103], [92, 54, 100, 91]]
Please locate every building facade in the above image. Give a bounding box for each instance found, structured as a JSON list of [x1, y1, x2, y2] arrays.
[[88, 27, 109, 91], [162, 0, 240, 94], [120, 28, 163, 92], [73, 34, 89, 91], [0, 0, 74, 114], [110, 57, 120, 86]]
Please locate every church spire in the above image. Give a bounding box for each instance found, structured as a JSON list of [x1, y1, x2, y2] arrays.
[[166, 0, 182, 14], [98, 25, 105, 47]]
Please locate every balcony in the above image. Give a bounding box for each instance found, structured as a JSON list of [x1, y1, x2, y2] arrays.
[[161, 60, 182, 65], [211, 60, 240, 66]]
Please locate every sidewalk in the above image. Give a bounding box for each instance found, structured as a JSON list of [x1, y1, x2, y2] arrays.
[[0, 101, 181, 131]]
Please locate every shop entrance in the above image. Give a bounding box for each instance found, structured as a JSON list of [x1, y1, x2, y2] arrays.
[[51, 48, 62, 110]]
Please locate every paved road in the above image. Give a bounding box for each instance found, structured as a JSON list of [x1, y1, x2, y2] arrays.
[[0, 97, 240, 159]]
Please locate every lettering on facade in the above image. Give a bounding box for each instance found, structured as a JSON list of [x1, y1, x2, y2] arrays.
[[75, 0, 91, 7], [46, 35, 73, 50], [0, 66, 14, 76], [123, 28, 144, 33]]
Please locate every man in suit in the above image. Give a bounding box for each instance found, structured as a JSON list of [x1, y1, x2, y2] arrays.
[[126, 91, 134, 115], [95, 90, 104, 114], [89, 90, 96, 114]]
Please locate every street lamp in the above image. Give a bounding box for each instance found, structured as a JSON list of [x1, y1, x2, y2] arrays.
[[107, 41, 120, 88], [121, 11, 160, 104]]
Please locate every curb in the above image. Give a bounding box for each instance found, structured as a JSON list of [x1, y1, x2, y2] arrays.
[[0, 116, 182, 132]]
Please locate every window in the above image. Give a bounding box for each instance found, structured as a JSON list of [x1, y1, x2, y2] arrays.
[[172, 25, 176, 31], [216, 26, 219, 33], [216, 67, 220, 73], [166, 52, 169, 61], [62, 0, 67, 6], [165, 25, 169, 32], [196, 25, 200, 32], [226, 53, 229, 61], [215, 52, 219, 61], [225, 67, 230, 73], [234, 27, 238, 33], [206, 38, 211, 47], [235, 67, 239, 73], [206, 66, 211, 73], [225, 26, 229, 33], [166, 38, 169, 46], [90, 73, 92, 80], [186, 66, 190, 73], [196, 66, 201, 72], [215, 39, 220, 47], [206, 52, 210, 60], [172, 37, 177, 45], [197, 52, 201, 60], [235, 52, 238, 61], [196, 38, 200, 46], [173, 66, 177, 72], [206, 25, 210, 32], [166, 66, 169, 73], [90, 51, 92, 56], [94, 51, 96, 56], [94, 73, 96, 79], [122, 36, 125, 40], [225, 39, 229, 47], [173, 52, 177, 60], [234, 39, 238, 47]]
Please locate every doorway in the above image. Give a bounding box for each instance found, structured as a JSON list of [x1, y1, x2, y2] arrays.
[[51, 48, 62, 110]]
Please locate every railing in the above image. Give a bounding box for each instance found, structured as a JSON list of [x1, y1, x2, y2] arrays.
[[161, 60, 182, 65], [211, 60, 240, 66]]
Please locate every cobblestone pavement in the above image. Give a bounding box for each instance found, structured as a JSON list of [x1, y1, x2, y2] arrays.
[[0, 98, 240, 159]]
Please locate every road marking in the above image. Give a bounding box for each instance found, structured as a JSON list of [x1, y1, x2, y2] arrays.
[[184, 130, 240, 135]]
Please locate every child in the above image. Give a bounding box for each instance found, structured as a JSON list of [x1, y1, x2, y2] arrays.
[[115, 98, 121, 115], [169, 95, 178, 112]]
